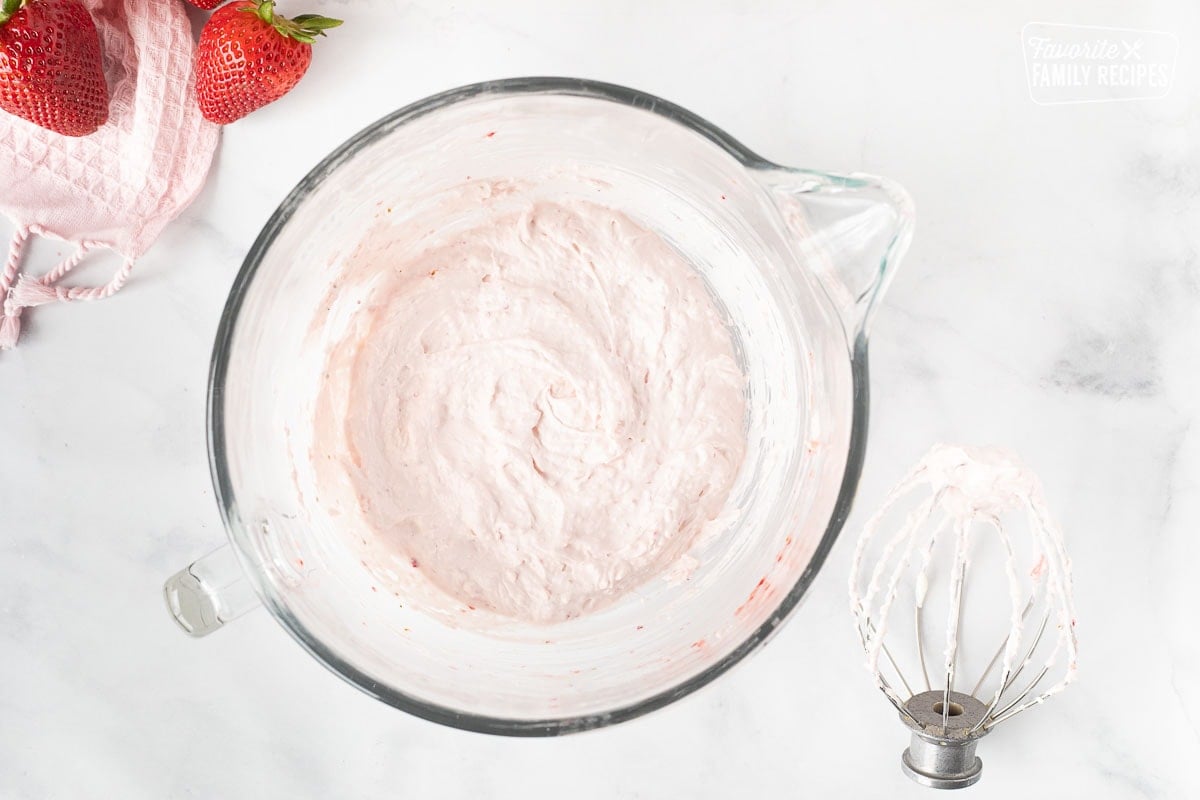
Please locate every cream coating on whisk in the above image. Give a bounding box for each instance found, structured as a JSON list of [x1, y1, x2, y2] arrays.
[[313, 196, 746, 623], [848, 444, 1078, 735]]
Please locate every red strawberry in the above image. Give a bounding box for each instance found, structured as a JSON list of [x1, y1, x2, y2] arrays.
[[185, 0, 227, 9], [0, 0, 108, 136], [195, 0, 341, 125]]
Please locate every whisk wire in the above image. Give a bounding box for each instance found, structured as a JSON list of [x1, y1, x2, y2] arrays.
[[859, 497, 944, 684], [915, 602, 931, 692], [913, 510, 944, 695], [878, 684, 922, 727], [984, 664, 1050, 729], [882, 642, 915, 698], [970, 595, 1035, 698], [999, 610, 1050, 697], [942, 525, 970, 727], [971, 608, 1049, 734], [859, 619, 917, 699]]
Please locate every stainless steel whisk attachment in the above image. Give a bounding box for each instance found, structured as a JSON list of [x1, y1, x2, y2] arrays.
[[849, 445, 1078, 789]]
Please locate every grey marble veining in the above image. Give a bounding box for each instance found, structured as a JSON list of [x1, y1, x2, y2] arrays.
[[2, 1, 1199, 797]]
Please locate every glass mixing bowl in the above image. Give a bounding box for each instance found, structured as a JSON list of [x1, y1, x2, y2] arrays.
[[164, 77, 912, 734]]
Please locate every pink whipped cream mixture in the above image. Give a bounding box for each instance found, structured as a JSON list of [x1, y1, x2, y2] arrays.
[[313, 195, 746, 623]]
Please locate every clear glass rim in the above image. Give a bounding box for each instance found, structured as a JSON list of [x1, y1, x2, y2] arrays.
[[206, 76, 873, 736]]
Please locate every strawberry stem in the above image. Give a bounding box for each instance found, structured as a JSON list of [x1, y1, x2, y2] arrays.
[[240, 0, 343, 45]]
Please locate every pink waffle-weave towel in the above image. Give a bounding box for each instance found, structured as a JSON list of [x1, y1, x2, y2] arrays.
[[0, 0, 219, 350]]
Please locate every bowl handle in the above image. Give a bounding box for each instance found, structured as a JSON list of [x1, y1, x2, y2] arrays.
[[757, 168, 914, 339], [163, 544, 260, 637]]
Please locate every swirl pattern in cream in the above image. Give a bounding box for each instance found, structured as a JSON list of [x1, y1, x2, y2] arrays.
[[315, 197, 746, 623]]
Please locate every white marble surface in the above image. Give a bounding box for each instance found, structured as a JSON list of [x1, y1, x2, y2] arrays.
[[3, 1, 1199, 797]]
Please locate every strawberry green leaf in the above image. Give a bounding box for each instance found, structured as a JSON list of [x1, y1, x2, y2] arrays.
[[0, 0, 25, 26], [241, 1, 342, 43], [292, 14, 344, 30]]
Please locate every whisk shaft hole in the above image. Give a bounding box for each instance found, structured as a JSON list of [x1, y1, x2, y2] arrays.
[[932, 700, 965, 717]]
